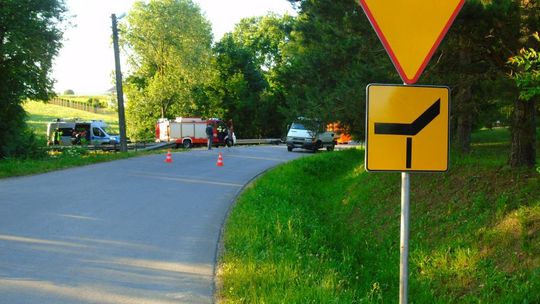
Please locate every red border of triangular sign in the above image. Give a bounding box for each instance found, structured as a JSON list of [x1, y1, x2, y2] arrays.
[[359, 0, 465, 84]]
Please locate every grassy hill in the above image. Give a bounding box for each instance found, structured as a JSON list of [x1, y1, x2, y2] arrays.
[[0, 101, 126, 179], [24, 100, 119, 140], [218, 128, 540, 303], [57, 95, 110, 104]]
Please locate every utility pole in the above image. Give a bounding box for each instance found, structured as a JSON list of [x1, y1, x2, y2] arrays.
[[111, 13, 128, 152]]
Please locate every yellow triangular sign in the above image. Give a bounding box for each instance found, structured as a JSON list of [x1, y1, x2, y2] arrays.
[[359, 0, 465, 84]]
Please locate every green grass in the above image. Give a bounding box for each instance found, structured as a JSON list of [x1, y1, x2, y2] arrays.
[[24, 100, 119, 139], [218, 128, 540, 303], [0, 148, 136, 178], [0, 100, 168, 178], [0, 101, 134, 179], [57, 95, 111, 108]]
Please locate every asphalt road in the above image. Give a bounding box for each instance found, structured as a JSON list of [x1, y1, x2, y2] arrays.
[[0, 146, 308, 304]]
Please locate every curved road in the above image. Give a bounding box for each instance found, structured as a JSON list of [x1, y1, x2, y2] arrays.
[[0, 146, 307, 303]]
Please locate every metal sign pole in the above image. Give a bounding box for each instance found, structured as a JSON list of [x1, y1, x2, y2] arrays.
[[400, 172, 410, 304]]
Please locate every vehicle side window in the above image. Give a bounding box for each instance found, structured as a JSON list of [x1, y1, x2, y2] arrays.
[[93, 128, 104, 137], [60, 128, 72, 136]]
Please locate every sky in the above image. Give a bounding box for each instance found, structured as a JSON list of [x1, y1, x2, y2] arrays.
[[52, 0, 297, 95]]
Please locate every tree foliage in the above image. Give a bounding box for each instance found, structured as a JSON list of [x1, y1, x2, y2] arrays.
[[509, 32, 540, 101], [122, 0, 213, 140], [207, 14, 295, 138], [211, 33, 268, 138], [0, 0, 66, 158], [420, 0, 520, 153], [508, 31, 540, 167], [279, 0, 537, 167], [423, 0, 539, 165], [278, 0, 396, 139], [117, 0, 537, 166]]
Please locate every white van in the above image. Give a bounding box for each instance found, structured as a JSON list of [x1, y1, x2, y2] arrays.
[[286, 118, 336, 152], [47, 119, 120, 146]]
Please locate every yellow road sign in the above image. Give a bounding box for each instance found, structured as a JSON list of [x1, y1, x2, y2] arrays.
[[365, 84, 449, 172], [359, 0, 465, 84]]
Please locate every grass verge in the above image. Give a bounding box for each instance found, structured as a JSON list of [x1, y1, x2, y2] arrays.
[[0, 101, 134, 179], [0, 100, 171, 179], [218, 128, 540, 303], [0, 148, 139, 179]]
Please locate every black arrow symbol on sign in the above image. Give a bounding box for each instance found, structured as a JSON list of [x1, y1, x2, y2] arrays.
[[374, 99, 441, 169]]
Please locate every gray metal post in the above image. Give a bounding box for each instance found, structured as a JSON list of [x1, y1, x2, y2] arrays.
[[400, 172, 410, 304], [111, 14, 128, 153]]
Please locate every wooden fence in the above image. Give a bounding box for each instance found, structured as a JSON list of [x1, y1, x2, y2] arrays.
[[48, 97, 112, 114]]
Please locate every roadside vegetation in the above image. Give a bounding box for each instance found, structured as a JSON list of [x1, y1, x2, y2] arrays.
[[50, 95, 114, 112], [0, 149, 135, 179], [218, 128, 540, 303], [25, 100, 119, 139], [57, 94, 110, 106], [2, 2, 537, 301], [2, 1, 538, 171], [0, 101, 134, 179]]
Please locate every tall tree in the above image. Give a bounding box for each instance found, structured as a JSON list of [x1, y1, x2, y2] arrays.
[[0, 0, 66, 157], [423, 0, 506, 154], [424, 0, 539, 159], [474, 0, 540, 167], [122, 0, 213, 140], [212, 33, 268, 138], [507, 0, 539, 168], [208, 14, 295, 138], [508, 32, 539, 167], [282, 0, 395, 139]]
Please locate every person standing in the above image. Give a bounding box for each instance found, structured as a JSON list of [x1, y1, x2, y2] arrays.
[[227, 119, 234, 147], [206, 122, 213, 150], [55, 128, 61, 145]]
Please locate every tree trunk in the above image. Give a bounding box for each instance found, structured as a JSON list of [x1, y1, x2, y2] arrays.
[[509, 98, 537, 168], [454, 82, 474, 153], [453, 36, 474, 154], [455, 110, 473, 154]]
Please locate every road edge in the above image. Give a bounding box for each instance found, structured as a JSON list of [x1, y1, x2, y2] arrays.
[[211, 164, 283, 304]]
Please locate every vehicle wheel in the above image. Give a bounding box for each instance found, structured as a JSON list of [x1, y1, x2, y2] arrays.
[[327, 144, 335, 152], [182, 139, 192, 149], [313, 141, 322, 152], [226, 139, 233, 147], [287, 146, 293, 152]]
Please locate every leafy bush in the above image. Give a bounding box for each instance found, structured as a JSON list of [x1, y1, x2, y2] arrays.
[[1, 102, 46, 159], [63, 89, 75, 95], [87, 97, 102, 108], [1, 129, 46, 159]]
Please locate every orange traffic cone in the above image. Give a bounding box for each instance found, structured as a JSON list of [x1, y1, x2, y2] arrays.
[[165, 150, 173, 163], [216, 152, 224, 167]]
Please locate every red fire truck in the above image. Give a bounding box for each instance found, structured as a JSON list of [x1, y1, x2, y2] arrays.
[[156, 117, 235, 149]]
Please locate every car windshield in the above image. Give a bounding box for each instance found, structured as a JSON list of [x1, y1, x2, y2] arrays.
[[291, 123, 306, 130]]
